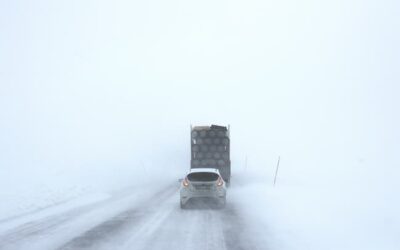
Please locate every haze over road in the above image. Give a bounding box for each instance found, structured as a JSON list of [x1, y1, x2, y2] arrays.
[[0, 183, 259, 250]]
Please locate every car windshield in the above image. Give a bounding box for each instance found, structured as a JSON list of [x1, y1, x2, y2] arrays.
[[187, 172, 219, 182]]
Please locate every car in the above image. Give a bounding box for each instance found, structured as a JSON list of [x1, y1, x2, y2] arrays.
[[180, 168, 227, 209]]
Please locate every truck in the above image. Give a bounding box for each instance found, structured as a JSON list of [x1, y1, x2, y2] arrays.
[[190, 125, 231, 184]]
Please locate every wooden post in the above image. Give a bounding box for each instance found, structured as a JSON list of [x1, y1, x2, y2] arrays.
[[190, 124, 192, 170], [273, 156, 281, 187]]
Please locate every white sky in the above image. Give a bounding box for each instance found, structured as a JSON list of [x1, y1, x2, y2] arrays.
[[0, 0, 399, 186]]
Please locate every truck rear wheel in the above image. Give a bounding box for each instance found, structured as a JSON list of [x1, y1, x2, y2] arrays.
[[180, 200, 186, 209]]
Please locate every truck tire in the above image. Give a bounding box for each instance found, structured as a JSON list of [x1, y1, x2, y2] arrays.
[[208, 130, 216, 137], [217, 146, 226, 152], [191, 131, 198, 139], [200, 145, 208, 152], [217, 160, 225, 166], [208, 159, 216, 165], [192, 145, 200, 152], [196, 138, 203, 145], [196, 152, 204, 159], [180, 199, 187, 209], [192, 159, 200, 167], [217, 131, 226, 137], [199, 130, 207, 138], [213, 152, 221, 159], [204, 138, 212, 145]]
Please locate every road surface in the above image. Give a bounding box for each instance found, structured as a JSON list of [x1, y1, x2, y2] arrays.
[[0, 183, 260, 250]]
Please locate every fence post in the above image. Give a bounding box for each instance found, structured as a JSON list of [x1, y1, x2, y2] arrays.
[[273, 156, 281, 187]]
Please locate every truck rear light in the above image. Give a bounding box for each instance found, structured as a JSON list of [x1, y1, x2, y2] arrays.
[[217, 177, 224, 186], [182, 177, 189, 187]]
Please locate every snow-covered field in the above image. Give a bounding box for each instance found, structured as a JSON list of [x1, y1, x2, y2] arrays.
[[1, 0, 399, 249], [0, 162, 398, 250], [231, 169, 400, 250]]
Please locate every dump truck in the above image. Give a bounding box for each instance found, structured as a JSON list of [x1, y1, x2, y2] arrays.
[[190, 125, 231, 184]]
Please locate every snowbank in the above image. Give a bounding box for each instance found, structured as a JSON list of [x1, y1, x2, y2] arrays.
[[230, 166, 400, 250], [0, 161, 182, 222]]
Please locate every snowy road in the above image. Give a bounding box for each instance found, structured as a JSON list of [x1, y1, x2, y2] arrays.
[[0, 183, 259, 250]]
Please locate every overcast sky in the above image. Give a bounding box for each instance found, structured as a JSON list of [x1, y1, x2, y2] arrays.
[[1, 0, 399, 186]]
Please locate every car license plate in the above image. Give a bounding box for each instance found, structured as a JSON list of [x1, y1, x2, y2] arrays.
[[196, 184, 211, 190]]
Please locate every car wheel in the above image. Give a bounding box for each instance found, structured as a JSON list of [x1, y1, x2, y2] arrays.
[[180, 199, 186, 209], [219, 196, 226, 209]]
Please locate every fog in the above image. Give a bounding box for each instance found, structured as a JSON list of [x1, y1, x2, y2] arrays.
[[1, 0, 399, 248]]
